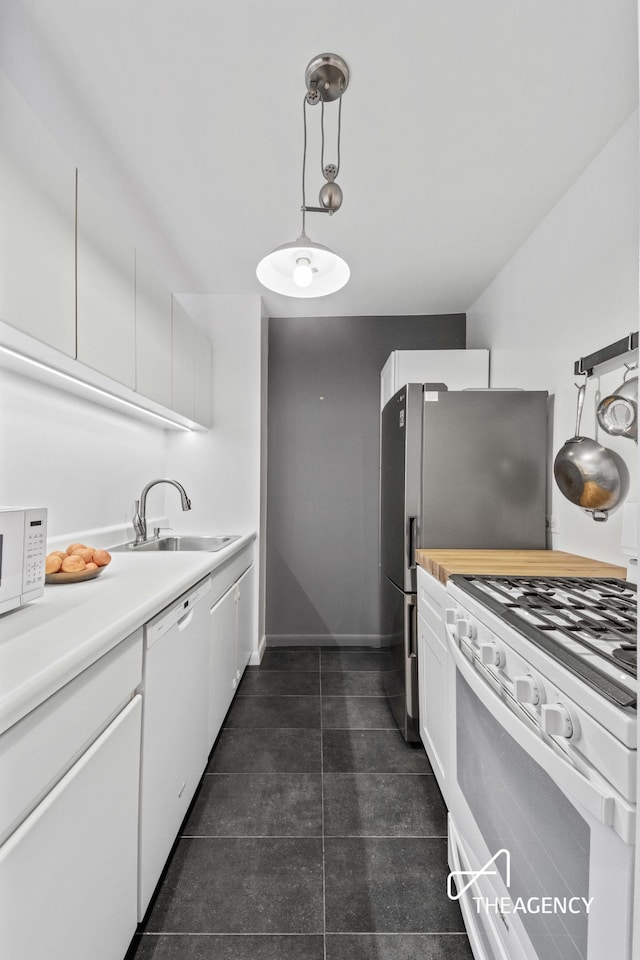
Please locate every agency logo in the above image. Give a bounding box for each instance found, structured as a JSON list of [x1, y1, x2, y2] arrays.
[[447, 848, 594, 918], [447, 848, 510, 900]]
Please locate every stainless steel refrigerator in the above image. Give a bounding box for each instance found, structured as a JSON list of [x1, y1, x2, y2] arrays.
[[380, 384, 548, 741]]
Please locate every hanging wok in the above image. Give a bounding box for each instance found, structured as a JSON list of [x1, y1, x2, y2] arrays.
[[553, 379, 621, 520]]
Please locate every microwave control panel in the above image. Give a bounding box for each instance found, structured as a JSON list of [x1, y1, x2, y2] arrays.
[[22, 507, 47, 598]]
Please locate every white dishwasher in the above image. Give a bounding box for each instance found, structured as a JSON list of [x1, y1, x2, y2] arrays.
[[138, 575, 212, 919]]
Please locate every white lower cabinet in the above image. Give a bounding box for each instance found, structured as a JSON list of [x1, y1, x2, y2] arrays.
[[416, 565, 450, 803], [138, 577, 212, 919], [208, 579, 240, 743], [208, 560, 255, 747], [418, 611, 449, 792], [0, 695, 142, 960], [235, 563, 255, 680]]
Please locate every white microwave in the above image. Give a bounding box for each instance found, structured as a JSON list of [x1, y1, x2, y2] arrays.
[[0, 507, 48, 614]]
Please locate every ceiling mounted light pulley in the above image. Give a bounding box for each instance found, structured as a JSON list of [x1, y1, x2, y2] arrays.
[[256, 53, 350, 298]]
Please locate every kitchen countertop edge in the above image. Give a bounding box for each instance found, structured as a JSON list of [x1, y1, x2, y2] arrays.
[[0, 532, 256, 737]]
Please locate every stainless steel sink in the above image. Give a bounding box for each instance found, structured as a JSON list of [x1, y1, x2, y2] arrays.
[[111, 535, 240, 553]]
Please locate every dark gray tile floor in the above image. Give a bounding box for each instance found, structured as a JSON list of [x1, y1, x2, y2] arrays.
[[128, 647, 472, 959]]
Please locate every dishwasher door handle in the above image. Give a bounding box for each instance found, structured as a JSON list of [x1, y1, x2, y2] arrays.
[[177, 609, 195, 631]]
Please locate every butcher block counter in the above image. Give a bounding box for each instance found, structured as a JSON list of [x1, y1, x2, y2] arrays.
[[415, 549, 627, 586]]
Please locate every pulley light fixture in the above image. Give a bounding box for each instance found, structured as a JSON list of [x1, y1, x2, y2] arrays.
[[256, 53, 350, 298]]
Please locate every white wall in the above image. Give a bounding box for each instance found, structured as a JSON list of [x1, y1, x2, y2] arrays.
[[467, 112, 639, 568], [0, 367, 167, 538]]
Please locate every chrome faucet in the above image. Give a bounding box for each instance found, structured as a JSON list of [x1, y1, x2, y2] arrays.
[[133, 479, 192, 544]]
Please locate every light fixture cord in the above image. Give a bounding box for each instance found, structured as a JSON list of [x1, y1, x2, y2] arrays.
[[301, 94, 308, 235], [320, 96, 342, 178]]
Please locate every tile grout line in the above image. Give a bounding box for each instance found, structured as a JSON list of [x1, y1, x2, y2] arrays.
[[181, 834, 448, 840], [137, 931, 471, 937], [319, 647, 327, 960]]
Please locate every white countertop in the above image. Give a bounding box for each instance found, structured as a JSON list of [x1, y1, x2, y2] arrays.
[[0, 533, 256, 736]]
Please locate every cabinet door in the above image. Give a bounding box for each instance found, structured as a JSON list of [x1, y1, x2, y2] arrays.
[[171, 297, 195, 419], [0, 696, 141, 960], [417, 611, 449, 799], [381, 350, 489, 408], [76, 173, 136, 386], [0, 74, 76, 356], [236, 564, 255, 681], [135, 251, 172, 406], [208, 584, 238, 747], [194, 327, 213, 427]]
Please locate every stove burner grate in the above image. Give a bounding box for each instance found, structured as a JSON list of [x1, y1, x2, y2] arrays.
[[450, 575, 637, 708], [613, 646, 637, 669]]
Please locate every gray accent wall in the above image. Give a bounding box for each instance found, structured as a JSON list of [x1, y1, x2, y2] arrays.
[[266, 313, 466, 646]]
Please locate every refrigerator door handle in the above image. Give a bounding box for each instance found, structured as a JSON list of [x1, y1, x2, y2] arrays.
[[406, 597, 418, 720], [406, 516, 417, 571]]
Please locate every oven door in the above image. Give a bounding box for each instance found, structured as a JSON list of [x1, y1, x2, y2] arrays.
[[446, 628, 635, 960]]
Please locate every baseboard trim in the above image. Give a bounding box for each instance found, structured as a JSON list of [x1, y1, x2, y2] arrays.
[[249, 634, 267, 665], [266, 634, 385, 648]]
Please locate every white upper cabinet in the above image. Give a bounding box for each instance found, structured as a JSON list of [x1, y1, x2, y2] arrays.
[[194, 327, 213, 428], [76, 173, 136, 387], [380, 349, 489, 409], [134, 251, 172, 407], [0, 73, 76, 357], [171, 297, 195, 420]]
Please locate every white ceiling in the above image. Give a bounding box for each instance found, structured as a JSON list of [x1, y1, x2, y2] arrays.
[[1, 0, 638, 318]]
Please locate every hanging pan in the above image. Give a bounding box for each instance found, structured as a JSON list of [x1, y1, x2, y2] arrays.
[[596, 366, 637, 441], [553, 376, 622, 521]]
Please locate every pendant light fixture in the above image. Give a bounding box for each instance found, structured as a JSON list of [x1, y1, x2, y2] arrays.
[[256, 53, 350, 298]]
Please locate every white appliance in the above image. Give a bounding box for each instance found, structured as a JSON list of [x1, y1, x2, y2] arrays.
[[138, 575, 212, 918], [445, 573, 636, 960], [0, 507, 47, 614], [380, 348, 489, 409]]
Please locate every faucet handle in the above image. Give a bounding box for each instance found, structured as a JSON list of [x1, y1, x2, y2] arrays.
[[133, 499, 146, 543]]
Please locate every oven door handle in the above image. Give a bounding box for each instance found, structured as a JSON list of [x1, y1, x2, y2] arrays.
[[448, 632, 629, 840], [448, 817, 513, 960]]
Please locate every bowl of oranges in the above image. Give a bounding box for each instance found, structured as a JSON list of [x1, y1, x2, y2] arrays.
[[45, 543, 112, 584]]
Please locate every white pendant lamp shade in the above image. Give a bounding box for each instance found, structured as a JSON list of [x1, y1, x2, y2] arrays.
[[256, 234, 350, 298]]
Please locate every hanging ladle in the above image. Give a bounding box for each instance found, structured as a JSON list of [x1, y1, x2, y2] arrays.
[[553, 374, 621, 521]]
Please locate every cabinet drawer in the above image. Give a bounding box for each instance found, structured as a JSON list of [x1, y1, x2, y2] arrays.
[[0, 629, 142, 844], [417, 564, 447, 627], [0, 696, 141, 960], [210, 545, 254, 606]]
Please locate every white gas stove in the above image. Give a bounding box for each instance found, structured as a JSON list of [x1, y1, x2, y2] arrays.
[[444, 572, 637, 960]]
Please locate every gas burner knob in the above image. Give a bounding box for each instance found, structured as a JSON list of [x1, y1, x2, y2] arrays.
[[540, 703, 575, 739], [455, 618, 477, 641], [513, 675, 541, 706], [479, 640, 505, 668]]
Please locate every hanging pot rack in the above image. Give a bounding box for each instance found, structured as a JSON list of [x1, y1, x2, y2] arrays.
[[574, 331, 638, 377]]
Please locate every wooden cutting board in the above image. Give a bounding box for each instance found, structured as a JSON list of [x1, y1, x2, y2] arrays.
[[415, 549, 627, 586]]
